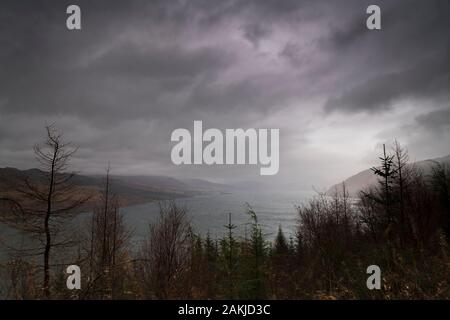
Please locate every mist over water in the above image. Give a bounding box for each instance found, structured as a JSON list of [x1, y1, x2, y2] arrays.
[[120, 189, 315, 246]]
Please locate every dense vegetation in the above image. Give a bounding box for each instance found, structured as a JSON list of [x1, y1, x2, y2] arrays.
[[1, 128, 450, 299]]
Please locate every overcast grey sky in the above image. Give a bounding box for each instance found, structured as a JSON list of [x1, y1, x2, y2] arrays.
[[0, 0, 449, 190]]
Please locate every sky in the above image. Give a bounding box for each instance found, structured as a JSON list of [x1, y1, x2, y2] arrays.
[[0, 0, 449, 190]]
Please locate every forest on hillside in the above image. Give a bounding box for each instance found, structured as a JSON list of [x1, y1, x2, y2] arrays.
[[1, 126, 450, 299]]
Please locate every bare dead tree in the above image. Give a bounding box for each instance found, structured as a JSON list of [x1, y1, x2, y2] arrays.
[[0, 125, 88, 299], [82, 165, 130, 299], [137, 202, 193, 299]]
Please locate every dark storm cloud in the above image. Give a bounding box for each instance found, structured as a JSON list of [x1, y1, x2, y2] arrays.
[[88, 43, 232, 79], [325, 57, 450, 113], [0, 40, 235, 119], [416, 108, 450, 133], [2, 0, 446, 119], [242, 23, 272, 48], [0, 0, 308, 122], [324, 0, 450, 114], [0, 0, 449, 186]]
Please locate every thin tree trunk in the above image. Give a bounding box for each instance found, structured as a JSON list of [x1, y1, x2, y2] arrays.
[[102, 172, 109, 266], [383, 144, 391, 222], [89, 211, 95, 282], [43, 146, 58, 299], [111, 206, 117, 298]]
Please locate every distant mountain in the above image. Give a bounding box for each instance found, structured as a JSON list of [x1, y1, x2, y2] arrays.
[[108, 175, 191, 193], [0, 167, 229, 207], [109, 174, 230, 194], [180, 178, 231, 192], [327, 155, 450, 197]]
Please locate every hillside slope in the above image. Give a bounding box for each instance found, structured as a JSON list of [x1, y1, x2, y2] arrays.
[[0, 167, 228, 207], [327, 155, 450, 196]]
